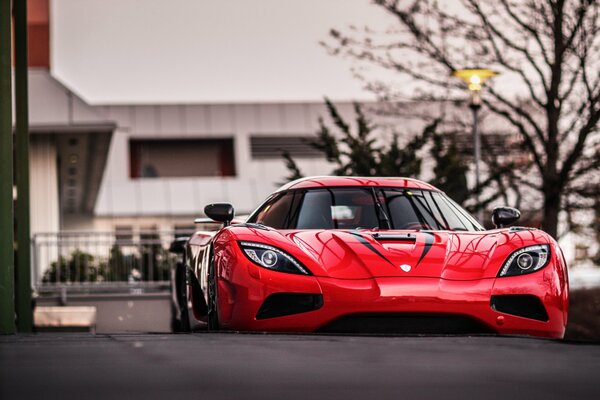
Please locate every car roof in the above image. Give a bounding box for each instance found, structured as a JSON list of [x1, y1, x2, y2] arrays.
[[277, 176, 440, 192]]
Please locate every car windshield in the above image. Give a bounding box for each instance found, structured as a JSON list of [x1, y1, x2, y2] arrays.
[[248, 187, 483, 231]]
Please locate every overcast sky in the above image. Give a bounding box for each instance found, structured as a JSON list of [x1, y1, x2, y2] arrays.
[[51, 0, 396, 105]]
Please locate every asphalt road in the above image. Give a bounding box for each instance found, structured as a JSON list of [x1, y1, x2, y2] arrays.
[[1, 333, 599, 400]]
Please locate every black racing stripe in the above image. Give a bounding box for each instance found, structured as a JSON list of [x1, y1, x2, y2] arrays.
[[417, 232, 435, 266], [348, 231, 394, 266]]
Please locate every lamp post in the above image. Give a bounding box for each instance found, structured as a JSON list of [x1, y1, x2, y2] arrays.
[[451, 68, 498, 222]]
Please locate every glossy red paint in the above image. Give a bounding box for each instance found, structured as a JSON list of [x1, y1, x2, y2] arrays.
[[187, 177, 569, 338], [210, 226, 567, 338], [229, 227, 552, 281], [278, 176, 440, 192]]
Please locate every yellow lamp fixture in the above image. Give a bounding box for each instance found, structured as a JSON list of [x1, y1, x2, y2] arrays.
[[451, 68, 498, 91]]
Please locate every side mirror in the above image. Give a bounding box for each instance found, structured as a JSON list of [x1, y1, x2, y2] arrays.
[[492, 207, 521, 229], [204, 203, 235, 226], [169, 236, 190, 255]]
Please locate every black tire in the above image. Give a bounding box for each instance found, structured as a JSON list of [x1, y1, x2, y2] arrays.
[[172, 262, 191, 333], [207, 259, 219, 331]]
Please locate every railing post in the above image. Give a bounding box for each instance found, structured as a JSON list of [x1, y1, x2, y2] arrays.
[[31, 235, 38, 289]]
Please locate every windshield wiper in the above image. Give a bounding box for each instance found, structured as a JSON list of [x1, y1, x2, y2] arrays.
[[371, 187, 392, 229]]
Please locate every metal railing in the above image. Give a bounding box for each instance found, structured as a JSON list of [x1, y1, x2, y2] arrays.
[[32, 230, 192, 295]]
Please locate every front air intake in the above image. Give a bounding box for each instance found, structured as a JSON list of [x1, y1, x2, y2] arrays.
[[491, 295, 549, 321], [318, 313, 493, 334], [256, 293, 323, 320]]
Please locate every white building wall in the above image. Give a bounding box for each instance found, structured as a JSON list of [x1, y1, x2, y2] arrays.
[[94, 102, 350, 223]]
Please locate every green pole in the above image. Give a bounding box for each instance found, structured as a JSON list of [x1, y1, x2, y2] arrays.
[[14, 0, 33, 332], [0, 0, 16, 335]]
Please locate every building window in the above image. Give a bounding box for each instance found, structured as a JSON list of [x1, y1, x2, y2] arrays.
[[250, 136, 322, 159], [130, 138, 236, 178]]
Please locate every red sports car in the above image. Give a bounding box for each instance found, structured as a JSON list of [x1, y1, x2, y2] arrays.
[[171, 176, 568, 338]]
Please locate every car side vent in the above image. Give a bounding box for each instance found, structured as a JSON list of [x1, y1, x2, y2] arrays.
[[256, 293, 323, 320], [491, 295, 549, 321]]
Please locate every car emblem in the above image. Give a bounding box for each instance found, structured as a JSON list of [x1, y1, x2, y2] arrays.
[[400, 264, 412, 272]]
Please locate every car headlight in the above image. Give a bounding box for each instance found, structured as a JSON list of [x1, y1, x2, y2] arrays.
[[498, 244, 550, 277], [239, 241, 311, 275]]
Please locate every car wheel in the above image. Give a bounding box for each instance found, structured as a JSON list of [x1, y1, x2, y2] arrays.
[[207, 259, 219, 331], [173, 262, 191, 333]]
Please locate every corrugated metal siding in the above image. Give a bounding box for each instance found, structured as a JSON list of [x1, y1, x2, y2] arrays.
[[250, 136, 322, 159]]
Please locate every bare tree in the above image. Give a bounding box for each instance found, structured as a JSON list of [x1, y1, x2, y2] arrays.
[[325, 0, 600, 238], [282, 99, 442, 180]]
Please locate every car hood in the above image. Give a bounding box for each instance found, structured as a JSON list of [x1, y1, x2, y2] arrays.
[[231, 227, 552, 280]]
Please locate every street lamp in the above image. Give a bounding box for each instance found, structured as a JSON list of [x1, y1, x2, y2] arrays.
[[451, 68, 499, 222]]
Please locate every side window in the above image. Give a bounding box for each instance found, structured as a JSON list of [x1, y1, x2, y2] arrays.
[[254, 192, 295, 229], [431, 192, 470, 231]]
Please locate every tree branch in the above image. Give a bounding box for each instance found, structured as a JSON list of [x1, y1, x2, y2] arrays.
[[483, 99, 545, 172]]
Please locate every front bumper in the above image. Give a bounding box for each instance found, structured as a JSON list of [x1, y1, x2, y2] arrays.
[[217, 261, 567, 339]]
